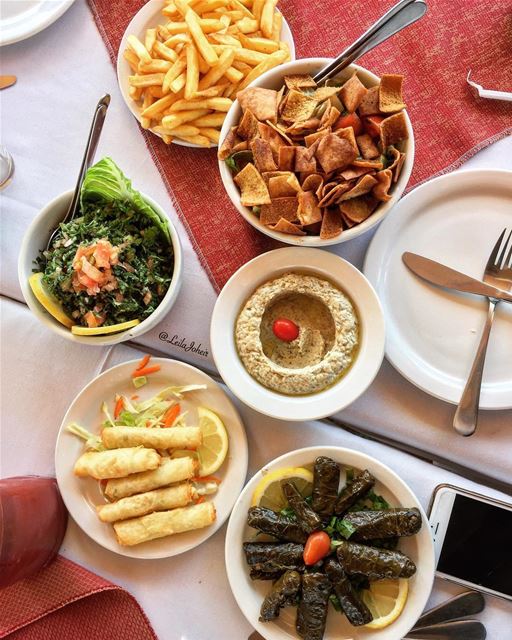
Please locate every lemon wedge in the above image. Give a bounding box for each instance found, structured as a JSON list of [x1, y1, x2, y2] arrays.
[[196, 407, 229, 476], [251, 467, 313, 511], [71, 319, 140, 336], [361, 578, 409, 629], [28, 272, 73, 328]]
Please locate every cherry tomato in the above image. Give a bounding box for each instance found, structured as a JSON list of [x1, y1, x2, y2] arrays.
[[272, 318, 299, 342], [303, 531, 331, 565], [364, 115, 385, 138], [334, 112, 363, 136]]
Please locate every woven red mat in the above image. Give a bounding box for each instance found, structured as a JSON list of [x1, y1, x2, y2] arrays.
[[87, 0, 512, 291], [0, 556, 157, 640]]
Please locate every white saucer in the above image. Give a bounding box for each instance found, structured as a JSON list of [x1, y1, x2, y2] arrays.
[[0, 0, 76, 46]]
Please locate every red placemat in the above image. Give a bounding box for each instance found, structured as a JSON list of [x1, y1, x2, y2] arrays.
[[0, 555, 157, 640], [87, 0, 512, 292]]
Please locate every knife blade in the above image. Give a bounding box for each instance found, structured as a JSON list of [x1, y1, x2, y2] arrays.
[[0, 75, 17, 90], [402, 252, 512, 303]]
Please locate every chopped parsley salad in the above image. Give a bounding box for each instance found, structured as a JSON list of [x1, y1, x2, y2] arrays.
[[34, 158, 174, 334]]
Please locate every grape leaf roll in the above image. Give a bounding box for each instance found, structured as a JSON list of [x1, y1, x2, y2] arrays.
[[296, 572, 331, 640], [311, 457, 340, 518], [243, 542, 304, 566], [247, 506, 308, 543], [342, 508, 422, 540], [259, 570, 301, 622], [334, 469, 375, 516], [336, 540, 416, 580], [324, 559, 372, 626], [281, 480, 322, 533]]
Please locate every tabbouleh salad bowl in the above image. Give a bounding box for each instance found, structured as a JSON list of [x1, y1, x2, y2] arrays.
[[18, 188, 183, 346]]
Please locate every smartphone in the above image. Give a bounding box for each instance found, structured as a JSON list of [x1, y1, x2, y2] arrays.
[[428, 484, 512, 601]]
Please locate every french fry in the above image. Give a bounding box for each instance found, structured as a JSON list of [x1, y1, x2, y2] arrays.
[[185, 11, 219, 66], [231, 59, 252, 73], [194, 0, 228, 11], [129, 73, 166, 88], [217, 9, 244, 20], [225, 46, 268, 65], [129, 86, 143, 100], [197, 51, 211, 74], [138, 59, 173, 74], [163, 33, 190, 48], [162, 108, 210, 128], [192, 85, 228, 98], [141, 92, 153, 129], [123, 49, 139, 73], [153, 41, 179, 62], [218, 14, 231, 29], [170, 96, 232, 111], [236, 17, 258, 33], [223, 81, 240, 98], [224, 66, 244, 83], [270, 9, 281, 41], [238, 33, 278, 53], [237, 47, 286, 90], [153, 124, 201, 136], [185, 44, 200, 99], [162, 56, 187, 93], [175, 134, 211, 146], [141, 93, 178, 118], [167, 18, 224, 34], [251, 0, 264, 21], [197, 127, 220, 143], [229, 0, 254, 18], [147, 86, 167, 98], [145, 28, 157, 53], [190, 112, 226, 127], [209, 33, 242, 46], [170, 70, 187, 93], [260, 0, 276, 38], [162, 134, 174, 144], [127, 35, 152, 64], [198, 47, 235, 89]]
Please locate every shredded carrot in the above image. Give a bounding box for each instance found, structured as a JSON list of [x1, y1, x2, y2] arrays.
[[191, 475, 221, 484], [146, 420, 151, 428], [131, 365, 161, 378], [113, 396, 124, 420], [163, 403, 181, 427], [130, 394, 140, 400], [195, 496, 205, 504], [135, 354, 151, 371]]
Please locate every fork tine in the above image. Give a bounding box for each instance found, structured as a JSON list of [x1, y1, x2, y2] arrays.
[[486, 228, 507, 270], [502, 229, 512, 268]]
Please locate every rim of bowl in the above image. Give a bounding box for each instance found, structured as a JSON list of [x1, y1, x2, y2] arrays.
[[218, 57, 415, 247], [210, 247, 385, 421], [18, 189, 183, 345]]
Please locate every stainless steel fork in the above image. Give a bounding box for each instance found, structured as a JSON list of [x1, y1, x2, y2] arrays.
[[453, 228, 512, 436]]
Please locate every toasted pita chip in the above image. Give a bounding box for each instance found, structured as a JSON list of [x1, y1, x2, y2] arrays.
[[284, 74, 317, 90], [265, 120, 294, 145], [379, 74, 406, 113], [320, 208, 343, 239], [339, 211, 357, 228], [251, 138, 277, 172], [231, 140, 250, 153], [301, 173, 323, 194], [261, 170, 291, 185], [294, 146, 317, 173], [281, 89, 318, 122], [234, 163, 271, 206], [358, 85, 381, 116], [297, 191, 323, 225], [303, 220, 322, 235], [304, 129, 330, 147], [316, 134, 357, 173], [260, 196, 298, 225], [320, 105, 340, 129], [271, 218, 306, 235], [339, 195, 379, 223], [258, 122, 288, 159], [237, 109, 260, 140], [372, 169, 393, 201], [268, 174, 299, 198], [286, 118, 321, 136], [340, 73, 368, 112], [238, 87, 278, 122], [335, 127, 359, 155], [356, 133, 380, 159], [321, 181, 339, 198], [338, 174, 378, 201], [353, 158, 384, 169], [278, 145, 296, 170], [318, 182, 351, 207], [380, 112, 409, 148], [393, 153, 406, 183], [340, 166, 375, 180], [313, 86, 341, 102], [218, 126, 237, 160]]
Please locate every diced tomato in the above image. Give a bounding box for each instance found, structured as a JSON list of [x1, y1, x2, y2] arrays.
[[93, 239, 114, 269], [80, 257, 104, 283], [334, 112, 363, 136], [364, 115, 385, 138], [84, 311, 99, 328], [272, 318, 299, 342], [303, 531, 331, 565]]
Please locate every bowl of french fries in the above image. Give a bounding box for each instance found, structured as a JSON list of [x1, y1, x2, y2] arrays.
[[118, 0, 295, 148]]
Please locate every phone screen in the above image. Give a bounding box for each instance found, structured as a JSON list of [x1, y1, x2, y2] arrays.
[[437, 493, 512, 596]]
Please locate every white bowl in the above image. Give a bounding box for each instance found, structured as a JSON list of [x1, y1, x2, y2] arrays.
[[210, 247, 385, 421], [218, 57, 414, 246], [225, 445, 435, 640], [18, 189, 183, 346], [117, 0, 296, 149]]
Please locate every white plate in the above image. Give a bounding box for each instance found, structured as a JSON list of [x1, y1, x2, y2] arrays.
[[55, 358, 248, 559], [364, 169, 512, 409], [225, 446, 435, 640], [210, 247, 385, 421], [117, 0, 295, 148], [0, 0, 76, 46]]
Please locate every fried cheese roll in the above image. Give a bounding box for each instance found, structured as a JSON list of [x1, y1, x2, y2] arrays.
[[104, 456, 198, 500], [73, 447, 160, 480], [114, 502, 216, 546], [102, 426, 202, 450], [97, 482, 194, 523]]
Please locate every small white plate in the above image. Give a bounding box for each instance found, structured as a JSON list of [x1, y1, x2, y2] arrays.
[[364, 169, 512, 409], [225, 446, 435, 640], [117, 0, 296, 148], [0, 0, 76, 46], [55, 358, 248, 559], [210, 247, 385, 421]]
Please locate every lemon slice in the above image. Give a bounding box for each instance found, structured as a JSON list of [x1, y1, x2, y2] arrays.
[[71, 319, 140, 335], [196, 407, 229, 476], [251, 467, 313, 510], [28, 272, 73, 328], [360, 578, 409, 629]]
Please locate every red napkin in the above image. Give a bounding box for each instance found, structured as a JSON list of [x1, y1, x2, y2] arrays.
[[87, 0, 512, 291], [0, 556, 157, 640]]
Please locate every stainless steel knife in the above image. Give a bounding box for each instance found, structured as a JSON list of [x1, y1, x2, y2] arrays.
[[402, 252, 512, 303]]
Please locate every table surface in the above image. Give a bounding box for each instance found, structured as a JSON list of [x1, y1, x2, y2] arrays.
[[1, 1, 511, 638]]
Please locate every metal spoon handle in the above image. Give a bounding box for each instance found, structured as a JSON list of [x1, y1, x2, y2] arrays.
[[313, 0, 427, 84], [415, 591, 485, 628], [405, 619, 486, 640]]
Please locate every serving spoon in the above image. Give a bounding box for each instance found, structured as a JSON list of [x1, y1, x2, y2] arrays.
[[313, 0, 427, 84], [45, 94, 110, 254]]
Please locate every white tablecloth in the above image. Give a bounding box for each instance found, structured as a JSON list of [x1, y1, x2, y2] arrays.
[[1, 1, 511, 638]]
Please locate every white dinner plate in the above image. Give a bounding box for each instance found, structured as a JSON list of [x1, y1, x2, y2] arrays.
[[364, 169, 512, 409], [0, 0, 76, 46], [116, 0, 296, 148], [225, 446, 435, 640], [55, 358, 248, 559]]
